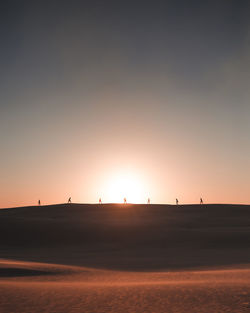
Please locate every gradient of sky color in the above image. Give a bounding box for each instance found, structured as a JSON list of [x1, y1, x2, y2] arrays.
[[1, 0, 250, 207]]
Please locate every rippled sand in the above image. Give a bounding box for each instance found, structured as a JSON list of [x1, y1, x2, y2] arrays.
[[0, 259, 250, 313]]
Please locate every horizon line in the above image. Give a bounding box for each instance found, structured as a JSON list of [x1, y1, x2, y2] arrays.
[[1, 202, 250, 210]]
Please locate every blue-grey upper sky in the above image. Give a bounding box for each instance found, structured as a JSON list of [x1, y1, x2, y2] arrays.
[[1, 0, 250, 207]]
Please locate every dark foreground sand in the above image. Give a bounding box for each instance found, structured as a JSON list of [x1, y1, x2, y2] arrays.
[[0, 203, 250, 312]]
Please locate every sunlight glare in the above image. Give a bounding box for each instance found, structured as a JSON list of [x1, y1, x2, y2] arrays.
[[103, 171, 149, 203]]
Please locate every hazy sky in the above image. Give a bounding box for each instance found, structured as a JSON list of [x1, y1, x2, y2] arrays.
[[1, 0, 250, 207]]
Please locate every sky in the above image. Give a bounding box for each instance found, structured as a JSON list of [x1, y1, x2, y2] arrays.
[[1, 0, 250, 207]]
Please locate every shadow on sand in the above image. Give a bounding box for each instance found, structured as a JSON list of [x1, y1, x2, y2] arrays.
[[1, 203, 250, 271], [0, 268, 55, 278]]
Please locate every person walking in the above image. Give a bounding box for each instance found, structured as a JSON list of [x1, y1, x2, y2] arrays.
[[99, 198, 102, 204], [200, 197, 203, 205], [38, 200, 41, 206], [176, 198, 179, 205], [68, 197, 71, 204]]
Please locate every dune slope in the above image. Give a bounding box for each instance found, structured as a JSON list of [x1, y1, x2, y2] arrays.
[[0, 203, 250, 270]]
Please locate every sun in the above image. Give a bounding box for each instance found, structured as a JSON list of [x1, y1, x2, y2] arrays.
[[102, 171, 149, 203]]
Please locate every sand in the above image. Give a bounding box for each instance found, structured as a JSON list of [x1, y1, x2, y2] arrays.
[[0, 203, 250, 312], [0, 259, 250, 312]]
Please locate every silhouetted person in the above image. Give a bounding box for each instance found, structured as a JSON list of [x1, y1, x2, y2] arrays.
[[99, 198, 102, 204], [176, 198, 179, 205], [200, 198, 203, 205], [38, 200, 41, 206], [147, 198, 150, 204], [68, 197, 71, 204], [124, 197, 127, 204]]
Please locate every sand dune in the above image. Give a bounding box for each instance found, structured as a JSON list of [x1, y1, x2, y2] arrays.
[[1, 203, 250, 270], [0, 203, 250, 312], [0, 259, 250, 312]]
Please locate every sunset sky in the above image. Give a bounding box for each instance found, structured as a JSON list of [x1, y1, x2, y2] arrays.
[[1, 1, 250, 207]]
